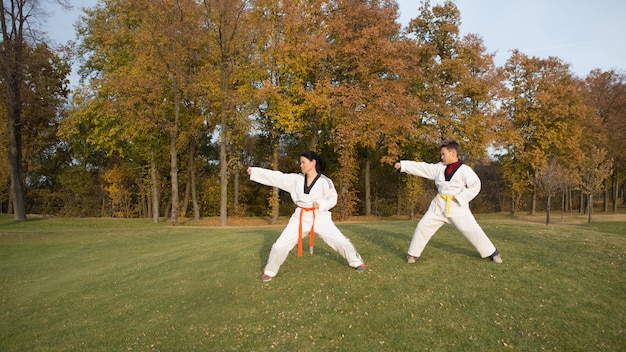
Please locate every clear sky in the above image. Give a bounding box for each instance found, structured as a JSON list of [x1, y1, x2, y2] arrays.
[[397, 0, 626, 77], [44, 0, 625, 87]]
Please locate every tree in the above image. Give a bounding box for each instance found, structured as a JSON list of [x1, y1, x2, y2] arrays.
[[534, 156, 566, 224], [584, 69, 626, 213], [201, 0, 256, 226], [0, 0, 29, 219], [16, 43, 70, 215], [405, 0, 504, 159], [1, 0, 71, 219], [251, 0, 327, 221], [72, 0, 206, 224], [141, 0, 205, 225], [576, 145, 613, 224], [323, 0, 413, 218], [501, 51, 585, 215]]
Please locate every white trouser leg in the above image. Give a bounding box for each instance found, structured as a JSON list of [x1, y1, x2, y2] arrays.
[[408, 210, 446, 257], [449, 214, 496, 258], [263, 213, 305, 277], [315, 214, 364, 268]]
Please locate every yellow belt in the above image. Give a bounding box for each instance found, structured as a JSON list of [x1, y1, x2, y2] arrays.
[[438, 194, 455, 214]]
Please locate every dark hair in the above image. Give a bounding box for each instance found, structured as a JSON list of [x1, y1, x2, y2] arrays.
[[300, 150, 326, 173], [439, 139, 460, 154]]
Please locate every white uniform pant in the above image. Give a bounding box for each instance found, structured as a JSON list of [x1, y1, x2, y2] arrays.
[[408, 209, 496, 259], [264, 211, 364, 277]]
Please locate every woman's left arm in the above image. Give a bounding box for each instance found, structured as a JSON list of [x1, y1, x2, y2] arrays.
[[317, 176, 338, 211]]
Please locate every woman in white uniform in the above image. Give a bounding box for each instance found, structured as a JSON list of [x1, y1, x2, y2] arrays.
[[394, 140, 502, 264], [248, 151, 367, 282]]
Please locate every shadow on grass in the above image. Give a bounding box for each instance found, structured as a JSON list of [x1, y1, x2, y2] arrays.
[[0, 215, 47, 226], [341, 223, 409, 261], [343, 222, 488, 260], [256, 223, 371, 275], [427, 236, 481, 258], [244, 215, 617, 278]]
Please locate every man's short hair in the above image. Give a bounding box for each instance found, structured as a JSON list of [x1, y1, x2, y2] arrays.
[[439, 139, 460, 154]]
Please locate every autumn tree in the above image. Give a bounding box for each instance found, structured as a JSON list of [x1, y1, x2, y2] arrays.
[[501, 50, 585, 215], [1, 0, 72, 219], [251, 0, 329, 222], [584, 69, 626, 213], [69, 0, 162, 220], [398, 0, 502, 216], [405, 0, 504, 160], [201, 0, 257, 226], [321, 0, 415, 218], [71, 0, 206, 224], [0, 0, 29, 219], [15, 43, 70, 214], [141, 0, 206, 225]]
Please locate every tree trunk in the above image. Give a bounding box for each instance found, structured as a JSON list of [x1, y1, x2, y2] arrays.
[[151, 147, 160, 223], [219, 64, 229, 226], [510, 190, 518, 216], [7, 189, 12, 214], [190, 143, 200, 221], [561, 189, 566, 221], [587, 193, 593, 224], [233, 161, 240, 216], [219, 132, 228, 226], [603, 179, 608, 212], [182, 139, 199, 220], [579, 190, 584, 213], [170, 97, 180, 226], [139, 182, 147, 218], [2, 35, 26, 220], [567, 186, 572, 212], [530, 185, 536, 215], [183, 168, 190, 217], [101, 185, 108, 217], [546, 194, 551, 225], [365, 152, 371, 216], [613, 169, 619, 213]]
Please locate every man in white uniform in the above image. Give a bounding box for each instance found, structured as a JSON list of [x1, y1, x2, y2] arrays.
[[248, 151, 367, 282], [394, 140, 502, 264]]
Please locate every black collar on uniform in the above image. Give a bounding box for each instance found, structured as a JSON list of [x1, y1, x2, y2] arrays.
[[444, 160, 463, 181], [304, 173, 321, 194]]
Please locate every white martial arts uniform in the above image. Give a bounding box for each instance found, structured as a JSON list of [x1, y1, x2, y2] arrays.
[[398, 160, 497, 259], [249, 167, 364, 277]]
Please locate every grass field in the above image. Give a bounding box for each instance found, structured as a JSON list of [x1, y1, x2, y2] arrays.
[[1, 213, 624, 351]]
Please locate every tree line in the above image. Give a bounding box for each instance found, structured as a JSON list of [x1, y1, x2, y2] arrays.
[[2, 0, 625, 225]]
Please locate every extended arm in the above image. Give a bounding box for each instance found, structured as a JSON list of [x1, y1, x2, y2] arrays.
[[247, 167, 299, 192], [395, 160, 441, 180]]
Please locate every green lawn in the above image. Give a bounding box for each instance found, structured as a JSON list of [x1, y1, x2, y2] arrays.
[[1, 214, 624, 351]]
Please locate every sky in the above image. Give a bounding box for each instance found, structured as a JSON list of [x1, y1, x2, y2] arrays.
[[45, 0, 626, 88], [397, 0, 626, 77]]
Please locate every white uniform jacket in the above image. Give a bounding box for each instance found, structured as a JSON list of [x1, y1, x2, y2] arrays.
[[399, 160, 481, 218], [249, 167, 337, 214]]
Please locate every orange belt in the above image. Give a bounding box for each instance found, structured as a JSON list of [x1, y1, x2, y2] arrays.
[[298, 207, 316, 256]]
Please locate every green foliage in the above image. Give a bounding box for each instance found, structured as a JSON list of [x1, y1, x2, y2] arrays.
[[0, 41, 71, 216], [29, 166, 104, 217], [198, 174, 221, 216], [1, 215, 625, 351]]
